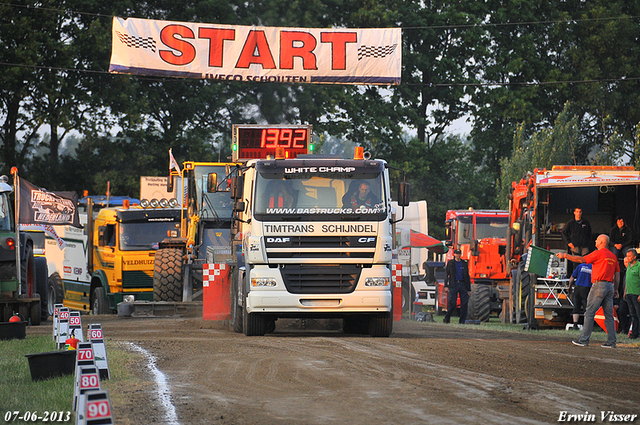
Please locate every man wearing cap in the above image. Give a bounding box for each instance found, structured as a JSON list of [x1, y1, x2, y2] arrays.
[[556, 234, 620, 348], [443, 249, 471, 324]]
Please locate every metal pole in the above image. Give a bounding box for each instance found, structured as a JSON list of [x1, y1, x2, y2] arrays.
[[11, 169, 21, 294], [106, 181, 110, 209]]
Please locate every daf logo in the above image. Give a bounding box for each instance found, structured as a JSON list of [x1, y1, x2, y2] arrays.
[[267, 237, 290, 243], [358, 237, 376, 243]]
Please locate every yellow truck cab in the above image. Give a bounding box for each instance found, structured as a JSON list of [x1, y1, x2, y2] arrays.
[[46, 202, 182, 314]]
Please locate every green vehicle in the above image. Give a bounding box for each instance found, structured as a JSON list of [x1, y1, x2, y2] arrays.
[[0, 174, 46, 324]]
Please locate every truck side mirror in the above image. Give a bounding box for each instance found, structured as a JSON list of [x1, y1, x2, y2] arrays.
[[167, 175, 174, 193], [207, 173, 218, 193], [470, 239, 479, 256], [398, 182, 410, 207], [98, 226, 107, 246], [233, 200, 245, 213], [444, 222, 452, 240], [231, 175, 243, 200]]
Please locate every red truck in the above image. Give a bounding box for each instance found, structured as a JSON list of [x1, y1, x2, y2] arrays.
[[435, 209, 510, 322]]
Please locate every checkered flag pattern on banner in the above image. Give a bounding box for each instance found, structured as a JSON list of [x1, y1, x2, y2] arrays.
[[202, 263, 226, 287], [357, 44, 397, 61], [116, 31, 157, 53], [392, 264, 402, 287]]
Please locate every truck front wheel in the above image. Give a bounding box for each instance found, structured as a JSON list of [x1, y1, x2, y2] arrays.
[[47, 272, 64, 317], [368, 312, 392, 337], [92, 286, 109, 315], [154, 248, 184, 302], [467, 284, 491, 322], [243, 297, 266, 336]]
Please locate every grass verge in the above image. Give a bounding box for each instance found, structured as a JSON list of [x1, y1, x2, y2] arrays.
[[0, 335, 74, 421], [0, 335, 142, 424]]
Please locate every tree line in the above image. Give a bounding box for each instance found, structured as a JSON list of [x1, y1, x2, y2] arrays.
[[2, 0, 640, 238]]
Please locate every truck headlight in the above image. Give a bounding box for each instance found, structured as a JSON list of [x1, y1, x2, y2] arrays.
[[364, 277, 389, 287], [251, 278, 277, 287]]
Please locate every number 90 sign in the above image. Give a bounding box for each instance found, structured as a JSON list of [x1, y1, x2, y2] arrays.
[[87, 400, 110, 419]]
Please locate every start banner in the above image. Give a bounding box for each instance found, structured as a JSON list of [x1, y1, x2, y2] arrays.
[[109, 17, 401, 85]]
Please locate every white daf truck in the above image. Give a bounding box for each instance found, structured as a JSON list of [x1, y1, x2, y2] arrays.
[[222, 124, 409, 336]]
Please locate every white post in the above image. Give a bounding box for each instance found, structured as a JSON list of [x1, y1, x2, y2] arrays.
[[12, 169, 21, 294]]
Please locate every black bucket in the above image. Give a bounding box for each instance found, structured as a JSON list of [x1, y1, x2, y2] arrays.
[[0, 321, 26, 340], [25, 350, 76, 381]]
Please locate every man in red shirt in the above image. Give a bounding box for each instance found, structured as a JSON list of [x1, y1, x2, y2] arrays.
[[557, 234, 620, 348]]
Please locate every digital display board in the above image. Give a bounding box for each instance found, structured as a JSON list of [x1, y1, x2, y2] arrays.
[[232, 124, 312, 161]]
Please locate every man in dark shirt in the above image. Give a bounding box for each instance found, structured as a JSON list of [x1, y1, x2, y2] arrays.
[[610, 216, 632, 258], [562, 207, 592, 256], [443, 249, 470, 324]]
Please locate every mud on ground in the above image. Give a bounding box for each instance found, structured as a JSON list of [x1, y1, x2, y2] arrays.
[[28, 316, 640, 425]]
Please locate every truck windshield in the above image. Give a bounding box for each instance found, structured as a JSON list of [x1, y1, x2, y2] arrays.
[[193, 165, 233, 221], [0, 194, 12, 231], [457, 216, 508, 245], [119, 222, 180, 251], [253, 164, 387, 221]]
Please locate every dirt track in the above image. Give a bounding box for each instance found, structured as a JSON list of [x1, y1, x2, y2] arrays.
[[29, 316, 640, 425]]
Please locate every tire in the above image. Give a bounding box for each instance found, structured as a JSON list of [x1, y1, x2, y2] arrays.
[[47, 272, 64, 317], [21, 244, 36, 298], [29, 295, 42, 326], [434, 285, 443, 315], [92, 286, 109, 315], [512, 265, 531, 324], [467, 284, 491, 322], [231, 270, 243, 334], [154, 248, 185, 302], [243, 296, 266, 336], [19, 303, 29, 322], [401, 284, 410, 314], [368, 312, 392, 337], [401, 283, 416, 315], [35, 257, 49, 321], [21, 244, 41, 325]]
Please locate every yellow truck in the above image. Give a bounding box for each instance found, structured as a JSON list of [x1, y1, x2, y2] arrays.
[[46, 198, 182, 314]]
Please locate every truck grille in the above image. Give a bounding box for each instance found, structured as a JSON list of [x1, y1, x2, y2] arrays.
[[280, 264, 361, 294], [266, 235, 376, 248], [122, 271, 153, 289], [265, 236, 375, 260]]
